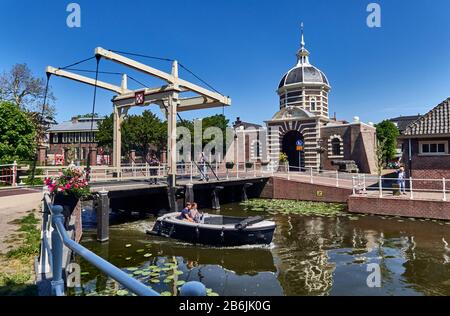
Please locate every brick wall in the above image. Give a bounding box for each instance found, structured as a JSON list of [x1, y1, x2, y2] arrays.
[[320, 123, 377, 174], [261, 177, 352, 203], [348, 195, 450, 220], [402, 138, 450, 189]]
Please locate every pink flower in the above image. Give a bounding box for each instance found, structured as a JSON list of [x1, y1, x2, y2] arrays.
[[65, 183, 72, 190]]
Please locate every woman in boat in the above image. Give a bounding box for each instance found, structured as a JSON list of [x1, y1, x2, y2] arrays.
[[177, 202, 194, 222], [189, 203, 203, 223]]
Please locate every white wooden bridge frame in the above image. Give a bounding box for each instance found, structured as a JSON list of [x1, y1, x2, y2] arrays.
[[47, 47, 231, 186]]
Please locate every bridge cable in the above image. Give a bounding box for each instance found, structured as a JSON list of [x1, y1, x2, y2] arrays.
[[86, 56, 101, 181], [59, 56, 97, 70], [106, 49, 224, 96], [30, 72, 51, 184]]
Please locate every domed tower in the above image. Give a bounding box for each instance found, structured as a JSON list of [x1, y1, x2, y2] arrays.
[[277, 25, 330, 118]]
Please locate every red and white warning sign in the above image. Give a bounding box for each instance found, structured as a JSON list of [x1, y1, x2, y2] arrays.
[[135, 91, 145, 105]]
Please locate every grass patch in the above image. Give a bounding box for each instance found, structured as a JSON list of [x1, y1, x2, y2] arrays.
[[0, 212, 40, 296], [7, 213, 41, 260], [241, 199, 346, 217]]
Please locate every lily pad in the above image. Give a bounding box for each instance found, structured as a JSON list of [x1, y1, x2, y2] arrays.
[[207, 292, 219, 296], [136, 249, 145, 253], [117, 290, 129, 296], [163, 278, 172, 283], [125, 257, 132, 261], [176, 280, 186, 286], [125, 244, 132, 248], [127, 267, 138, 271], [161, 291, 172, 296], [150, 278, 160, 283], [144, 253, 152, 258]]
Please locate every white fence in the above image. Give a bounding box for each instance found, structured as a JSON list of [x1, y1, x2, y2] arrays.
[[0, 162, 17, 187]]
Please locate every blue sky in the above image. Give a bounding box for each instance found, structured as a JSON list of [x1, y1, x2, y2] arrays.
[[1, 0, 450, 124]]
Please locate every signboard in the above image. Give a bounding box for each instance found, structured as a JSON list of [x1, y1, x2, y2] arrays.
[[296, 140, 304, 152], [316, 191, 324, 197], [135, 91, 145, 105]]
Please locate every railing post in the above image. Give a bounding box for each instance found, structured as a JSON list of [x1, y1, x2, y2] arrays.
[[379, 176, 383, 198], [352, 176, 356, 195], [310, 167, 314, 184], [443, 178, 447, 202], [363, 174, 367, 194], [287, 165, 290, 180], [409, 177, 414, 200], [236, 163, 239, 179], [189, 162, 193, 184], [50, 205, 65, 296], [336, 170, 339, 188], [12, 161, 17, 187]]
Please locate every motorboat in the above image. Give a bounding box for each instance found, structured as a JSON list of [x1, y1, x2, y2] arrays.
[[147, 212, 276, 246]]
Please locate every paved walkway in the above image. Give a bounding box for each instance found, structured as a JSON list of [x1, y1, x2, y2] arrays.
[[0, 189, 42, 254]]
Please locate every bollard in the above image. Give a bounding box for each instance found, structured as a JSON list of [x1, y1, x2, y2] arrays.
[[185, 184, 195, 204], [180, 281, 207, 296], [242, 183, 253, 202], [212, 186, 224, 210], [51, 205, 65, 296], [96, 190, 110, 242]]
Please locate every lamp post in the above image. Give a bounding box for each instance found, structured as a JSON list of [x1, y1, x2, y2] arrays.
[[317, 139, 325, 173]]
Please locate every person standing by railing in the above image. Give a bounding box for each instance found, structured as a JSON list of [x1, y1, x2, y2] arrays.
[[199, 152, 209, 182], [149, 154, 159, 185], [397, 166, 407, 195]]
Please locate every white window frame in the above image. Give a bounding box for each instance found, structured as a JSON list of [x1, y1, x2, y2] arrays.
[[328, 134, 344, 158], [419, 140, 448, 156]]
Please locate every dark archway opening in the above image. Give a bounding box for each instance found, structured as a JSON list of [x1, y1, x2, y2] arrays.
[[282, 130, 305, 171]]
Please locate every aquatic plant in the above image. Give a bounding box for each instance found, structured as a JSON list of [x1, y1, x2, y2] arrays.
[[241, 199, 346, 217]]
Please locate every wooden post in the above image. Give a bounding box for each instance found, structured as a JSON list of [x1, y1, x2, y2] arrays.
[[96, 190, 110, 242]]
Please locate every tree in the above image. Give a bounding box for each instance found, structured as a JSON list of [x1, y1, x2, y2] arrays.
[[0, 102, 36, 163], [0, 64, 55, 115], [96, 111, 167, 160], [375, 120, 399, 164], [96, 114, 114, 153], [375, 139, 387, 176], [123, 110, 166, 159]]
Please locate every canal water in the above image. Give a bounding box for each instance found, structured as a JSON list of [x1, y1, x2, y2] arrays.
[[70, 201, 450, 296]]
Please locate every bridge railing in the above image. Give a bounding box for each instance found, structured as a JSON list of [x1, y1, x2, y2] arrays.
[[175, 161, 273, 183], [38, 191, 206, 296], [0, 162, 17, 187], [21, 164, 168, 183]]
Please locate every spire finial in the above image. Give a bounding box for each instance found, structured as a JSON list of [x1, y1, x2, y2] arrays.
[[301, 22, 305, 49], [296, 22, 310, 65]]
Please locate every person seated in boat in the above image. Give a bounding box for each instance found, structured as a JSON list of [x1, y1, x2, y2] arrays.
[[189, 203, 203, 223], [177, 202, 194, 222]]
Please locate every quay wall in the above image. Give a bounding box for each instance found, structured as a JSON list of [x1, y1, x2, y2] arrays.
[[260, 177, 353, 203], [347, 196, 450, 220]]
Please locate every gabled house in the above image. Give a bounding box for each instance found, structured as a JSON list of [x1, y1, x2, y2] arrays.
[[400, 97, 450, 180]]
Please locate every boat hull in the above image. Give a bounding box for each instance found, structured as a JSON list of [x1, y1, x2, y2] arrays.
[[149, 214, 275, 247]]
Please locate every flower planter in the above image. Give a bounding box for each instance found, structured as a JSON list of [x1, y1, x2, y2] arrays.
[[225, 163, 235, 170], [53, 193, 80, 228]]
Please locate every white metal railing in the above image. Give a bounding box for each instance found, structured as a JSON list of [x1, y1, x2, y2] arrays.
[[0, 162, 17, 187], [39, 190, 205, 296], [351, 175, 449, 202], [19, 164, 168, 183]]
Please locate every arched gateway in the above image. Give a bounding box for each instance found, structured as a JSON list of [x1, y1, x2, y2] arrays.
[[282, 130, 305, 170]]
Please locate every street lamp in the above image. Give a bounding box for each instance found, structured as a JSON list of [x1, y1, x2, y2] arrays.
[[317, 139, 325, 172]]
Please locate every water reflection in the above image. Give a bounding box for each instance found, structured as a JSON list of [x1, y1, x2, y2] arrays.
[[75, 203, 450, 296]]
